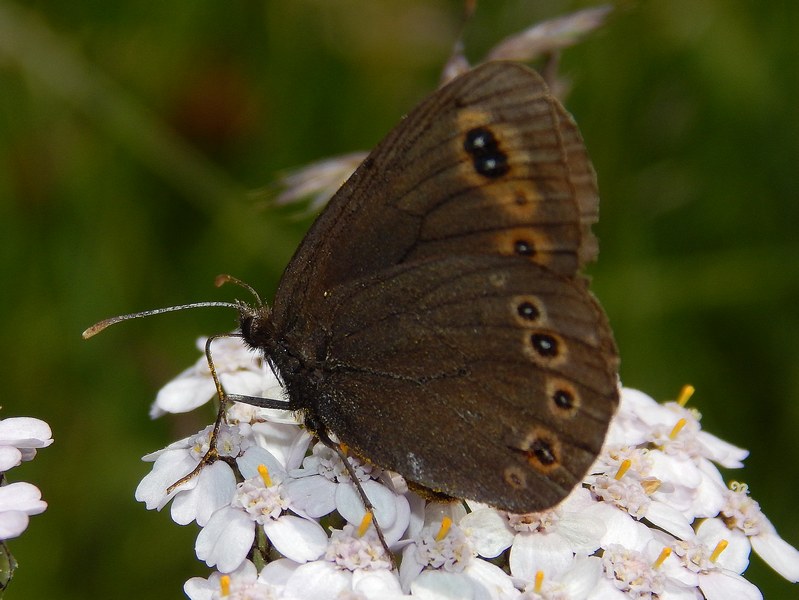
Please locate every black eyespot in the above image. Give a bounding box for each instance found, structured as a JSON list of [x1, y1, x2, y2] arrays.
[[514, 240, 535, 256], [464, 127, 498, 154], [531, 438, 557, 465], [553, 389, 574, 410], [473, 154, 509, 178], [464, 127, 509, 179], [531, 333, 558, 357], [517, 301, 540, 321]]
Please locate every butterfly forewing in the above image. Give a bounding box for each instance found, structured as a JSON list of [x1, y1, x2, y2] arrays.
[[272, 62, 599, 330]]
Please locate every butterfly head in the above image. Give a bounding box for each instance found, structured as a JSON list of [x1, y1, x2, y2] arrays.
[[237, 302, 275, 351]]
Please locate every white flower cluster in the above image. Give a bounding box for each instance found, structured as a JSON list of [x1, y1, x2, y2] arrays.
[[138, 337, 799, 599], [0, 417, 51, 540]]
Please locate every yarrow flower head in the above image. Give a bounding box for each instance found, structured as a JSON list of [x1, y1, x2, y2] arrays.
[[138, 336, 799, 599], [0, 415, 52, 587], [0, 417, 52, 539]]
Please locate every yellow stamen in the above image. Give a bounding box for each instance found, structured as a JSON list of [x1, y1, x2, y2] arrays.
[[614, 459, 632, 480], [669, 418, 687, 440], [677, 384, 695, 407], [534, 570, 544, 593], [652, 547, 671, 568], [435, 516, 453, 541], [357, 512, 373, 537], [710, 539, 729, 562], [219, 574, 231, 596], [641, 478, 662, 494], [339, 443, 349, 455], [257, 464, 272, 488]]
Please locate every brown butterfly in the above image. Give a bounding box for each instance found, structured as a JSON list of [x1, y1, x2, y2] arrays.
[[239, 61, 619, 513], [86, 61, 618, 519]]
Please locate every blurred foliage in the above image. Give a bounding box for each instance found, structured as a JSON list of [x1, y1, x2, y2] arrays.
[[0, 0, 797, 598]]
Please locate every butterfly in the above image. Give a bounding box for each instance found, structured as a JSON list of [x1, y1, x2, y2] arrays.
[[231, 60, 619, 514]]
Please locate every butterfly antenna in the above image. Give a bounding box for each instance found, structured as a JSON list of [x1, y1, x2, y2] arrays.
[[82, 301, 241, 339], [215, 274, 263, 307]]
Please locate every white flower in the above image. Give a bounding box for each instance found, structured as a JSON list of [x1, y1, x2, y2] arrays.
[[399, 508, 517, 599], [135, 424, 239, 524], [151, 336, 278, 417], [672, 517, 761, 600], [588, 447, 695, 540], [0, 417, 53, 470], [254, 526, 408, 600], [196, 451, 327, 572], [273, 152, 368, 213], [0, 416, 51, 542], [478, 487, 606, 581], [0, 482, 47, 540], [184, 560, 282, 600], [593, 539, 696, 600], [518, 555, 603, 600], [720, 482, 799, 582], [485, 6, 613, 63], [286, 442, 411, 548]]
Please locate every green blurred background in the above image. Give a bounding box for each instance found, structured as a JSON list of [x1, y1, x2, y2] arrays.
[[1, 0, 797, 597]]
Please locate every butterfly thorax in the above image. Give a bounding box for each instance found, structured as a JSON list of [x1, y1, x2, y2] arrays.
[[239, 303, 331, 416]]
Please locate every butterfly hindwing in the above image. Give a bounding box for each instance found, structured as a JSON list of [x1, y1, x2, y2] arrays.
[[314, 255, 617, 512]]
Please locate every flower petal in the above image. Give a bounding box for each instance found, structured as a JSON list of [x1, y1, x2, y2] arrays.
[[645, 501, 694, 540], [0, 482, 46, 514], [336, 480, 397, 530], [171, 461, 237, 526], [283, 475, 337, 518], [0, 511, 29, 539], [750, 525, 799, 582], [411, 570, 474, 600], [263, 515, 327, 563], [699, 570, 763, 600], [0, 417, 53, 447], [460, 508, 514, 558], [0, 447, 22, 471], [465, 558, 518, 599], [236, 445, 287, 481], [195, 506, 254, 573], [509, 530, 574, 581], [153, 372, 216, 415], [134, 449, 198, 511], [284, 560, 351, 600], [351, 568, 404, 596]]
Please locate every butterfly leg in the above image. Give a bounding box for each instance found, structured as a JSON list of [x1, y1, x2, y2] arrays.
[[167, 333, 293, 493], [314, 426, 396, 569]]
